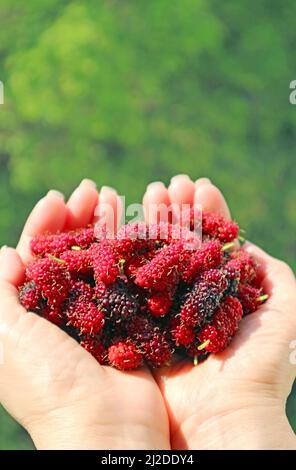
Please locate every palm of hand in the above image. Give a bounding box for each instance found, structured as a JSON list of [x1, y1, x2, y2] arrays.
[[0, 184, 169, 449], [2, 310, 168, 449], [142, 177, 296, 449], [155, 297, 293, 449]]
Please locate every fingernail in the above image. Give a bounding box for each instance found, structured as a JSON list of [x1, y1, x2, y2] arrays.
[[170, 174, 191, 184], [47, 190, 65, 200], [80, 178, 97, 189], [100, 185, 117, 193], [195, 177, 212, 187], [146, 182, 165, 191]]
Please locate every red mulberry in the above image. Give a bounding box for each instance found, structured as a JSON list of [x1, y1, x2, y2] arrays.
[[180, 269, 228, 327], [171, 322, 195, 347], [108, 340, 143, 370], [26, 258, 71, 306], [135, 242, 187, 290], [30, 227, 95, 256], [237, 283, 265, 315], [181, 240, 223, 283], [19, 281, 44, 312], [198, 296, 243, 353], [141, 332, 173, 367], [60, 249, 91, 273], [90, 241, 119, 285], [65, 281, 104, 334]]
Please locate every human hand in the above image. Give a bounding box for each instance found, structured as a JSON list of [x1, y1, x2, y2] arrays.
[[143, 175, 296, 450], [0, 180, 170, 450]]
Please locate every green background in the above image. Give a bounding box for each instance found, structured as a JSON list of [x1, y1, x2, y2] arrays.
[[0, 0, 295, 449]]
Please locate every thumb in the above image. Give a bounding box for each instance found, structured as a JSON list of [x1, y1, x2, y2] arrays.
[[0, 247, 26, 329]]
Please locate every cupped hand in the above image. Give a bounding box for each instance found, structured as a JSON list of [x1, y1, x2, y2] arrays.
[[143, 175, 296, 450], [0, 180, 170, 450]]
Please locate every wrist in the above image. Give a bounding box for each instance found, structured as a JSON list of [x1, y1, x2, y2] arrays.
[[178, 396, 296, 450], [26, 408, 169, 450]]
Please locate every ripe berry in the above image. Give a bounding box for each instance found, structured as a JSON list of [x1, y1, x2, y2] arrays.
[[30, 227, 95, 256], [181, 240, 223, 283], [147, 290, 173, 317], [237, 283, 263, 315], [198, 296, 243, 353], [202, 212, 239, 243], [26, 257, 71, 306], [224, 262, 241, 295], [177, 208, 239, 243], [60, 249, 91, 273], [180, 269, 228, 327], [19, 281, 43, 311], [113, 223, 154, 259], [135, 241, 186, 290], [171, 322, 195, 346], [97, 280, 139, 322], [108, 340, 143, 370], [141, 332, 173, 367], [126, 314, 157, 343], [227, 250, 257, 284], [42, 305, 64, 326], [90, 241, 119, 284], [65, 281, 104, 334]]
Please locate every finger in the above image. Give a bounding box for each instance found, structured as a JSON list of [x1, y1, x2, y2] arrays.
[[168, 174, 196, 209], [65, 179, 99, 230], [195, 177, 212, 188], [94, 186, 122, 233], [143, 182, 171, 224], [194, 183, 231, 219], [244, 242, 296, 297], [0, 247, 25, 286], [17, 191, 67, 264], [0, 247, 26, 327]]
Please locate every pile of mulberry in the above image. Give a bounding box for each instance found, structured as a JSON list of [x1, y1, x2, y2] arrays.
[[18, 211, 267, 370]]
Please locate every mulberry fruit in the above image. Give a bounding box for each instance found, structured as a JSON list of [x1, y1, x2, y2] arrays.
[[180, 269, 228, 327], [60, 249, 91, 273], [147, 290, 173, 317], [237, 283, 265, 315], [171, 322, 195, 347], [30, 227, 95, 256], [141, 332, 173, 367], [181, 240, 223, 283], [65, 281, 104, 334], [135, 241, 187, 290], [108, 340, 143, 370], [90, 241, 119, 284], [26, 257, 70, 306], [198, 296, 243, 353], [19, 281, 43, 312], [97, 280, 139, 322]]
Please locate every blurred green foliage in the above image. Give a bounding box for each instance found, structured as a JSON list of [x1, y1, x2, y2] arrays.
[[0, 0, 295, 449]]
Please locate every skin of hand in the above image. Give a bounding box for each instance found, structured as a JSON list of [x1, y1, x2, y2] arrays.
[[143, 175, 296, 450], [0, 180, 170, 450]]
